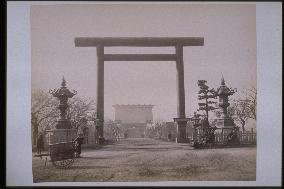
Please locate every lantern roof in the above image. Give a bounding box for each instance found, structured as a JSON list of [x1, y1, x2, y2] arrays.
[[221, 75, 225, 85], [49, 77, 77, 98], [216, 76, 234, 96]]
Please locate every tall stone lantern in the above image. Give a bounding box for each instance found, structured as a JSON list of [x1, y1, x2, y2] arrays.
[[215, 76, 237, 137], [49, 77, 77, 129], [47, 77, 77, 144]]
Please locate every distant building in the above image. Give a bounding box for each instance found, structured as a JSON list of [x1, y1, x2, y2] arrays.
[[113, 104, 154, 123], [112, 104, 154, 138]]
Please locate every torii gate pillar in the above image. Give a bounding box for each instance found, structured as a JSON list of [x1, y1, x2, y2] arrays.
[[96, 44, 105, 144], [174, 44, 190, 143]]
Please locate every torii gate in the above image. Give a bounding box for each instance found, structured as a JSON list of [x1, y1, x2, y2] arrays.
[[74, 37, 204, 143]]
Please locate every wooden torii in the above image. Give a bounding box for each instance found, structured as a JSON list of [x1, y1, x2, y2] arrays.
[[74, 37, 204, 143]]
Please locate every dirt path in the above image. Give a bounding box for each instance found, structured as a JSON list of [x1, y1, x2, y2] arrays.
[[32, 138, 256, 182]]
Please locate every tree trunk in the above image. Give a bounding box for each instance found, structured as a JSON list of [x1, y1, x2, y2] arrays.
[[205, 96, 209, 122], [240, 118, 245, 133]]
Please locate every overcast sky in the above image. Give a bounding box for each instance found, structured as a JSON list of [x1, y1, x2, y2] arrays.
[[31, 3, 256, 121]]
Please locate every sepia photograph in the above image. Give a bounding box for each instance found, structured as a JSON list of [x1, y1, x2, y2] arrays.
[[30, 3, 257, 182], [6, 1, 282, 187]]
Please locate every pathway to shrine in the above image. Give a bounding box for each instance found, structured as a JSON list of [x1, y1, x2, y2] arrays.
[[33, 138, 256, 182]]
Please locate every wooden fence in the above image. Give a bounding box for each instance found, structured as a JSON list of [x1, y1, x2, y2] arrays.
[[214, 131, 256, 144], [195, 128, 256, 145]]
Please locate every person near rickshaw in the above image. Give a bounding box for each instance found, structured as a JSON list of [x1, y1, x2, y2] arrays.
[[36, 132, 44, 157], [74, 133, 84, 158], [74, 117, 87, 158], [167, 132, 172, 142], [208, 126, 216, 143], [124, 132, 128, 138]]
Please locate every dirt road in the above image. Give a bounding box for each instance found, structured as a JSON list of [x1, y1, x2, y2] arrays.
[[32, 138, 256, 182]]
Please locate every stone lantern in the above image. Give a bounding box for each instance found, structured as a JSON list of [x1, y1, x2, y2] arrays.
[[47, 77, 77, 144], [214, 76, 237, 137], [49, 77, 77, 129]]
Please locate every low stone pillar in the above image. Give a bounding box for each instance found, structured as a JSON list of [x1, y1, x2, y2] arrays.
[[174, 118, 190, 143]]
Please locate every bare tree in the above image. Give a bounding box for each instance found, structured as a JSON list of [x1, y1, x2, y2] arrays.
[[227, 102, 248, 132], [31, 89, 58, 146], [66, 97, 96, 129], [227, 87, 257, 132], [245, 87, 257, 120]]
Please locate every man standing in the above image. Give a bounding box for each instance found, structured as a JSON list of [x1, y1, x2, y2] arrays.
[[36, 132, 44, 156], [74, 117, 87, 157], [167, 132, 172, 142], [74, 133, 84, 158]]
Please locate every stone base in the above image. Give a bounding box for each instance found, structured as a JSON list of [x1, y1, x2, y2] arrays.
[[215, 126, 239, 143], [56, 119, 72, 129], [173, 118, 190, 143], [216, 117, 235, 128], [46, 129, 77, 145], [215, 117, 238, 142]]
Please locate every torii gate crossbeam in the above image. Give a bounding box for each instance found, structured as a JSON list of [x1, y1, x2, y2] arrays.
[[74, 37, 204, 143]]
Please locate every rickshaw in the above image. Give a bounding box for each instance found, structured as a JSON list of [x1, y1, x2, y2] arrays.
[[34, 129, 79, 169]]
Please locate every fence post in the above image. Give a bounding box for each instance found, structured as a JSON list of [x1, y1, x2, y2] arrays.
[[66, 129, 69, 142], [251, 128, 254, 142]]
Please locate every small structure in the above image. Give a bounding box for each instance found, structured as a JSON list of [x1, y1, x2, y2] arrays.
[[214, 76, 237, 138], [162, 122, 177, 141]]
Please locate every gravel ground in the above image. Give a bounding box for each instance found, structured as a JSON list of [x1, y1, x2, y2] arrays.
[[32, 138, 256, 182]]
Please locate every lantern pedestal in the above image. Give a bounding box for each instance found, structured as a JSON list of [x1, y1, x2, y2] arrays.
[[216, 116, 235, 128], [46, 129, 77, 144], [56, 119, 72, 129]]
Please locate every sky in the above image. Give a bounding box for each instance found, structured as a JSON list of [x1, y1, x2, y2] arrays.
[[31, 3, 257, 121]]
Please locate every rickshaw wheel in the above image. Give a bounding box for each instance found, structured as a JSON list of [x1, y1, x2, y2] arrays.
[[52, 158, 74, 169]]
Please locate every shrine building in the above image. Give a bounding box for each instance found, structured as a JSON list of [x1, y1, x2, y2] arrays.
[[112, 104, 154, 138]]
